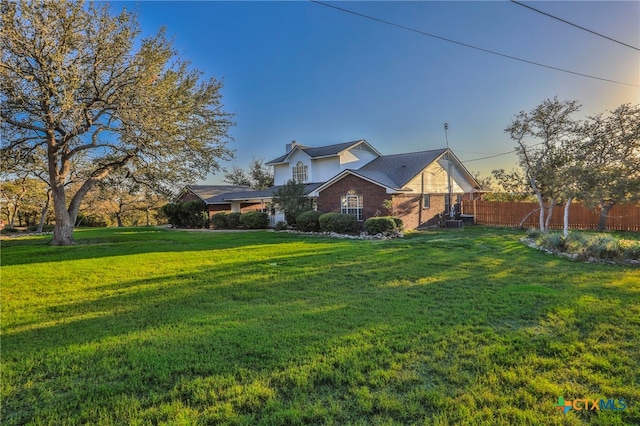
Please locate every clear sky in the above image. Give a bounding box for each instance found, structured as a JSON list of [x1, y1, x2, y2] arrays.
[[114, 0, 639, 183]]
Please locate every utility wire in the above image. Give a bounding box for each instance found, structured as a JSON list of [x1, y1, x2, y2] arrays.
[[510, 0, 640, 52], [310, 0, 640, 88], [463, 150, 516, 162], [463, 142, 545, 162]]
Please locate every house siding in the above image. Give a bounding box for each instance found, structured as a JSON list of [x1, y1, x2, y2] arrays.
[[312, 156, 342, 183], [317, 174, 389, 221], [392, 194, 446, 229]]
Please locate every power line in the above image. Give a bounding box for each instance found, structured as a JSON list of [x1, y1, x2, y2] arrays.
[[463, 142, 545, 162], [510, 0, 640, 52], [463, 150, 517, 162], [310, 0, 640, 88]]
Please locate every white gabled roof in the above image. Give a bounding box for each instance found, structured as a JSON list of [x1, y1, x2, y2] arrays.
[[266, 139, 381, 165]]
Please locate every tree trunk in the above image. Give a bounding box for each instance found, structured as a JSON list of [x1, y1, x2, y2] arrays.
[[8, 203, 18, 228], [563, 197, 573, 238], [598, 201, 614, 231], [37, 189, 52, 233], [545, 198, 557, 233], [534, 192, 546, 232], [116, 212, 124, 227], [50, 183, 75, 245]]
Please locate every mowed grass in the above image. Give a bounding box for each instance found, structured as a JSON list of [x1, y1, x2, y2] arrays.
[[1, 227, 639, 425]]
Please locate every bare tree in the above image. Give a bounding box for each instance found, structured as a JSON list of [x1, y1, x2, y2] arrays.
[[1, 0, 233, 244]]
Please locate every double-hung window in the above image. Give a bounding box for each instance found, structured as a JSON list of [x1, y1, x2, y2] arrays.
[[341, 190, 362, 221], [422, 194, 430, 209]]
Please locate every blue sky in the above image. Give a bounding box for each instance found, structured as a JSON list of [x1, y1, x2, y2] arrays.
[[115, 1, 639, 183]]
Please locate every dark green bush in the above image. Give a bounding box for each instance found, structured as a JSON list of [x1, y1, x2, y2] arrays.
[[227, 212, 242, 229], [319, 213, 358, 234], [240, 211, 269, 229], [364, 217, 397, 235], [210, 212, 229, 229], [392, 217, 403, 230], [75, 212, 109, 227], [160, 201, 207, 228], [296, 210, 323, 232]]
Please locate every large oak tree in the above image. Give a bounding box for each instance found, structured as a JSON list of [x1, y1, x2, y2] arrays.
[[1, 0, 233, 245]]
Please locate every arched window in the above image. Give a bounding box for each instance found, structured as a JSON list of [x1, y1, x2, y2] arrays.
[[292, 161, 308, 182], [341, 189, 362, 221]]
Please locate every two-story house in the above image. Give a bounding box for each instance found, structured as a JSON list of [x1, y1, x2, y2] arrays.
[[176, 139, 484, 229]]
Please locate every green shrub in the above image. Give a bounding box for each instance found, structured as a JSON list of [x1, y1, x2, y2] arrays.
[[565, 232, 589, 257], [274, 221, 288, 231], [584, 234, 620, 259], [364, 217, 397, 235], [392, 217, 403, 230], [319, 213, 358, 234], [296, 210, 323, 232], [227, 212, 242, 229], [160, 201, 208, 228], [619, 239, 640, 260], [536, 232, 566, 250], [526, 228, 541, 239], [210, 212, 229, 229], [240, 211, 269, 229]]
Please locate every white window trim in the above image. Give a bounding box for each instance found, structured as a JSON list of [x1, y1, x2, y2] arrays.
[[341, 190, 363, 221], [423, 194, 430, 209], [292, 161, 308, 183]]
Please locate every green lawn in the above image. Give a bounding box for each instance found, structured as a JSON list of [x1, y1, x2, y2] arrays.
[[1, 227, 638, 425]]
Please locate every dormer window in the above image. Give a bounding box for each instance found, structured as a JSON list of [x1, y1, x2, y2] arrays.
[[292, 161, 308, 183]]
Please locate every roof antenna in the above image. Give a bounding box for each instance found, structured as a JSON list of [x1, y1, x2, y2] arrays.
[[444, 123, 454, 218]]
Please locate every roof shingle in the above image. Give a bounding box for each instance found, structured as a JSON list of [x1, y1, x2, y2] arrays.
[[357, 148, 446, 188], [266, 140, 369, 164]]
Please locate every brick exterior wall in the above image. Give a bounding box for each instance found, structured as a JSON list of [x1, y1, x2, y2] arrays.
[[317, 174, 475, 229], [240, 203, 263, 213], [317, 174, 390, 221], [391, 193, 447, 229], [175, 193, 202, 203], [207, 205, 231, 217]]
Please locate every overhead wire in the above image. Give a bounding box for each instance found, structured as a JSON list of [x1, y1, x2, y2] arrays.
[[463, 150, 517, 162], [461, 142, 545, 162], [510, 0, 640, 52], [310, 0, 640, 88]]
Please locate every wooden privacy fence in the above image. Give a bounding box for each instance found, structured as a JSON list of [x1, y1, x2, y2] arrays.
[[461, 200, 640, 232]]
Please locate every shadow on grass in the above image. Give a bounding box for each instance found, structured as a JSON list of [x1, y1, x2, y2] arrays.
[[2, 227, 639, 424]]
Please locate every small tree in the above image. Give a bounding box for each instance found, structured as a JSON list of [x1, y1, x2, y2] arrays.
[[576, 104, 640, 230], [223, 158, 274, 190], [505, 98, 580, 232], [488, 169, 533, 202], [271, 179, 310, 226]]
